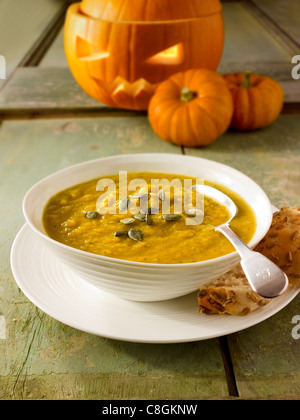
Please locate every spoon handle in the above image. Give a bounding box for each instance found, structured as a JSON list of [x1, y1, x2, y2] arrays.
[[216, 224, 252, 259], [217, 224, 289, 298]]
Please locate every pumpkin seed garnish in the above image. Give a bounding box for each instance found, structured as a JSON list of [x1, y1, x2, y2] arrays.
[[128, 229, 143, 241], [114, 230, 128, 238], [158, 189, 166, 201], [162, 214, 182, 221], [85, 211, 99, 219], [120, 217, 135, 225], [119, 198, 130, 211], [140, 207, 159, 214], [134, 213, 146, 222]]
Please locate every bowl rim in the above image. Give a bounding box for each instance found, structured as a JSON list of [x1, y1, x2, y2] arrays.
[[22, 153, 273, 269]]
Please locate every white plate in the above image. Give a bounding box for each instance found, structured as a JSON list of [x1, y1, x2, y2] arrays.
[[11, 224, 299, 344]]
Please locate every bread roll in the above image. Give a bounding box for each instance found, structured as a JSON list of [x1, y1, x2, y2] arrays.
[[198, 265, 270, 315], [255, 206, 300, 286]]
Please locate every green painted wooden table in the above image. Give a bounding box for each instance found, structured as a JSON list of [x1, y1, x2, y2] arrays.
[[0, 0, 300, 400]]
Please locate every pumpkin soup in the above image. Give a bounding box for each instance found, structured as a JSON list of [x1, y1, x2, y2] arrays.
[[43, 172, 256, 264]]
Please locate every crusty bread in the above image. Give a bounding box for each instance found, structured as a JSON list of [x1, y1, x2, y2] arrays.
[[198, 265, 270, 315], [198, 206, 300, 315], [255, 206, 300, 286]]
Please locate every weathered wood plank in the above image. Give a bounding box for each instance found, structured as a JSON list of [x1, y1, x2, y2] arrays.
[[219, 2, 292, 72], [251, 0, 300, 48], [228, 293, 300, 398], [0, 68, 103, 114], [39, 27, 67, 68], [0, 0, 69, 89], [0, 64, 298, 117], [184, 114, 300, 398], [0, 117, 229, 400]]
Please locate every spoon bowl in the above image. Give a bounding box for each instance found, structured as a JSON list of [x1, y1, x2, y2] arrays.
[[192, 184, 237, 224], [192, 184, 289, 298]]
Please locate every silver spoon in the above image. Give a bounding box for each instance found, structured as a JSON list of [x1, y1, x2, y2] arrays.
[[192, 185, 288, 298]]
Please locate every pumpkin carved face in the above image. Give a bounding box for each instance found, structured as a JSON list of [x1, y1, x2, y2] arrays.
[[64, 0, 224, 110]]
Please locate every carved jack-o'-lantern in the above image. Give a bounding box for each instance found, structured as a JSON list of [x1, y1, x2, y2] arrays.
[[64, 0, 224, 110]]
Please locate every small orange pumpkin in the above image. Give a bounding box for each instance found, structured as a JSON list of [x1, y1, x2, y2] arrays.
[[223, 71, 284, 131], [148, 69, 233, 147]]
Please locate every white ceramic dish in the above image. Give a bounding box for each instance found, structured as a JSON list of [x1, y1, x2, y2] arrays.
[[10, 224, 299, 343], [22, 154, 273, 302]]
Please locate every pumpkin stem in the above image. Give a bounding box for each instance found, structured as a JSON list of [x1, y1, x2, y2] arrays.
[[241, 71, 252, 88], [181, 87, 197, 102]]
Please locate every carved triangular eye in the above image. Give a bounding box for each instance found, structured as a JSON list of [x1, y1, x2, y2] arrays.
[[76, 36, 109, 61], [146, 43, 184, 65]]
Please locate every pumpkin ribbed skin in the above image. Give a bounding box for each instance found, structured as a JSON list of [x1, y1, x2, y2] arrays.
[[148, 69, 233, 147], [64, 1, 224, 110], [80, 0, 222, 21], [223, 72, 284, 131]]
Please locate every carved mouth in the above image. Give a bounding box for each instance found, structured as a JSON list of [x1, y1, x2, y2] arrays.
[[92, 76, 158, 109]]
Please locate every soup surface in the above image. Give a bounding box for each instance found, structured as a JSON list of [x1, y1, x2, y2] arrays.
[[43, 172, 256, 264]]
